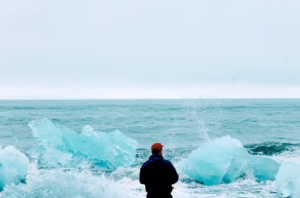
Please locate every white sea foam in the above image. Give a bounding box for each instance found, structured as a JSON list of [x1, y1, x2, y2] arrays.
[[270, 147, 300, 164], [0, 164, 133, 198]]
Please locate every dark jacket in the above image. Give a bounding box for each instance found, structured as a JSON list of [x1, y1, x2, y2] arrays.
[[140, 154, 179, 194]]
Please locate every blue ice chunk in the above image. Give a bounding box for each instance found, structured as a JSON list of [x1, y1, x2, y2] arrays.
[[222, 147, 248, 183], [28, 119, 138, 168], [179, 136, 248, 185], [276, 163, 300, 198], [247, 154, 280, 181], [179, 135, 280, 185], [0, 146, 29, 190]]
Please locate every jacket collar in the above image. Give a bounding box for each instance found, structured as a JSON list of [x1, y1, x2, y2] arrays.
[[148, 153, 163, 162]]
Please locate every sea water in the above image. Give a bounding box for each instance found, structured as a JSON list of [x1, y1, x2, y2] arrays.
[[0, 99, 299, 197]]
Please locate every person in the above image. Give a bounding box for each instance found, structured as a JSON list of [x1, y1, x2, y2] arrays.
[[140, 143, 179, 198]]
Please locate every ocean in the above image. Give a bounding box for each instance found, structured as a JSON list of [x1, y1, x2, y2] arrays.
[[0, 99, 299, 197]]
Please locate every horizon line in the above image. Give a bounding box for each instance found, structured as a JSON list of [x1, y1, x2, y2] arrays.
[[1, 98, 300, 100]]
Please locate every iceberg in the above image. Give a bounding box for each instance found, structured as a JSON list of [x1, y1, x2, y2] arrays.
[[179, 136, 280, 185], [0, 146, 29, 190], [179, 136, 248, 185], [29, 119, 138, 169], [275, 163, 300, 198]]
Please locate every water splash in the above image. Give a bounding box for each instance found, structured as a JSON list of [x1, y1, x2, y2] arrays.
[[181, 96, 223, 142]]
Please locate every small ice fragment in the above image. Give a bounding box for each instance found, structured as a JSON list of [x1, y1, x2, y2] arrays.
[[247, 154, 280, 181], [276, 162, 300, 198], [0, 146, 29, 190]]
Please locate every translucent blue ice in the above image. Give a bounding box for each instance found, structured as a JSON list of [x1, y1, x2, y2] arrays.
[[0, 146, 29, 190], [179, 136, 280, 185], [247, 154, 280, 181], [179, 136, 248, 185], [29, 119, 138, 168], [276, 162, 300, 198]]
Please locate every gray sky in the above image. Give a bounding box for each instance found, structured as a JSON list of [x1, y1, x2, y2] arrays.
[[1, 0, 299, 99]]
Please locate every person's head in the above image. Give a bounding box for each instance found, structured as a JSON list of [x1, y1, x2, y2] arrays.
[[151, 143, 164, 155]]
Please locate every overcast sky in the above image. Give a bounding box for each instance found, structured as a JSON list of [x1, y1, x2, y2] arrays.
[[0, 0, 299, 99]]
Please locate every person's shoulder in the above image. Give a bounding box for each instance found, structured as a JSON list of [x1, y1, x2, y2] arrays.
[[141, 160, 149, 167], [162, 159, 173, 165]]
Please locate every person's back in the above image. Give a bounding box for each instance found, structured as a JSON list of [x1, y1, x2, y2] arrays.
[[140, 143, 179, 198]]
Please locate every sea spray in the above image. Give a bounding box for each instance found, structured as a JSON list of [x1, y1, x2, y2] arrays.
[[182, 98, 222, 142]]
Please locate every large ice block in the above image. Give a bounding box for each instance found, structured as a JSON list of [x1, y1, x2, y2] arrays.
[[0, 146, 29, 190], [179, 136, 248, 185], [179, 135, 280, 185], [29, 119, 138, 168], [276, 163, 300, 198], [247, 154, 280, 181]]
